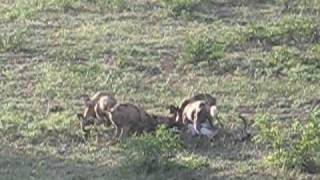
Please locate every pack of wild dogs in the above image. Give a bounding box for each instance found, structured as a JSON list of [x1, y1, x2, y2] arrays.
[[77, 91, 235, 143]]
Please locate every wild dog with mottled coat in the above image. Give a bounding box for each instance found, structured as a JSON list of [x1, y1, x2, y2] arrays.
[[171, 93, 222, 129], [77, 91, 117, 134], [105, 103, 158, 140], [181, 100, 214, 135]]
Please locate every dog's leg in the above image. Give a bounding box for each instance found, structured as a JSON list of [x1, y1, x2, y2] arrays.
[[92, 123, 100, 143], [207, 116, 215, 129], [112, 124, 119, 140], [118, 128, 124, 142], [193, 112, 201, 135], [216, 115, 224, 129], [182, 114, 186, 125], [210, 106, 224, 129], [119, 127, 129, 142]]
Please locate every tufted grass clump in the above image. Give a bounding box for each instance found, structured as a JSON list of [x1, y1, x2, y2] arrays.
[[253, 110, 320, 172]]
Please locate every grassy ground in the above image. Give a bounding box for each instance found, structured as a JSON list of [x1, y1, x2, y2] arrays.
[[1, 0, 320, 179]]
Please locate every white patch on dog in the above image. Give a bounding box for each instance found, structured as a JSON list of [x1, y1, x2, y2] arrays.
[[210, 106, 218, 118]]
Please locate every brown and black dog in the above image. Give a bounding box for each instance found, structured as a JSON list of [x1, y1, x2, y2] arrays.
[[106, 103, 157, 140], [103, 103, 184, 141], [181, 100, 212, 135], [77, 91, 181, 141], [77, 91, 117, 134], [169, 93, 222, 130]]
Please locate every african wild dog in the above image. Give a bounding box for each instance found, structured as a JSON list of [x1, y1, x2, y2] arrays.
[[170, 93, 222, 129], [77, 91, 117, 134], [104, 103, 158, 141], [181, 100, 212, 135]]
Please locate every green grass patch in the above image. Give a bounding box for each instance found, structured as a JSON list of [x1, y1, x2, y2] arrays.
[[243, 15, 317, 46], [117, 125, 183, 174], [159, 0, 198, 16], [253, 110, 320, 172], [0, 28, 28, 52], [3, 0, 127, 20]]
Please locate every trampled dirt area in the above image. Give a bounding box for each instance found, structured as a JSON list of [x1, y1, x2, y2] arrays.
[[1, 0, 320, 179]]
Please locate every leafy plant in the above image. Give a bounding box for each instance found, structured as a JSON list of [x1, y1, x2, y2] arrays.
[[0, 28, 28, 52], [253, 110, 320, 172], [117, 125, 183, 174], [243, 16, 316, 47], [268, 46, 300, 70], [178, 153, 209, 170], [95, 0, 127, 11], [277, 0, 320, 13], [185, 33, 225, 67], [160, 0, 197, 16], [266, 45, 320, 81], [4, 0, 127, 20]]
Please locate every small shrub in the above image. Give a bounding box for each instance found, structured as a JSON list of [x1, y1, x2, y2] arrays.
[[308, 44, 320, 61], [95, 0, 127, 11], [266, 45, 320, 81], [253, 110, 320, 172], [118, 125, 183, 174], [0, 28, 28, 52], [277, 0, 320, 14], [42, 0, 81, 9], [178, 154, 210, 170], [243, 22, 284, 47], [34, 63, 91, 99], [185, 33, 225, 67], [243, 16, 316, 46], [4, 0, 126, 20], [277, 16, 316, 43], [160, 0, 198, 16], [5, 0, 82, 19], [267, 46, 300, 71]]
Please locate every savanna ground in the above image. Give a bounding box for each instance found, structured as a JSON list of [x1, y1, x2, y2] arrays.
[[1, 0, 320, 179]]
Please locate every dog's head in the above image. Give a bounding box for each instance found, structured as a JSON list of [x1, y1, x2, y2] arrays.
[[163, 105, 185, 128], [77, 95, 96, 132], [167, 105, 183, 123]]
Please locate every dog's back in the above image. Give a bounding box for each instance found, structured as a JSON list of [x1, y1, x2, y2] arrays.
[[90, 91, 114, 104], [180, 93, 216, 111], [108, 103, 157, 135], [78, 91, 117, 132], [182, 100, 211, 134], [183, 100, 210, 124]]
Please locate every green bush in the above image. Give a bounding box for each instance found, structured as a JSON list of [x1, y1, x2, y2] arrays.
[[160, 0, 197, 16], [4, 0, 126, 20], [253, 110, 320, 172], [0, 28, 27, 52], [266, 45, 320, 81], [185, 33, 225, 67], [244, 16, 316, 46], [118, 125, 183, 173], [268, 46, 300, 70], [93, 0, 127, 11], [276, 0, 320, 13], [178, 153, 209, 170], [5, 0, 81, 19]]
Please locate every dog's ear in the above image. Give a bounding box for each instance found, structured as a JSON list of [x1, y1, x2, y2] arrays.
[[167, 105, 179, 114], [80, 94, 93, 106], [85, 99, 95, 107], [77, 113, 84, 120], [152, 114, 158, 119]]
